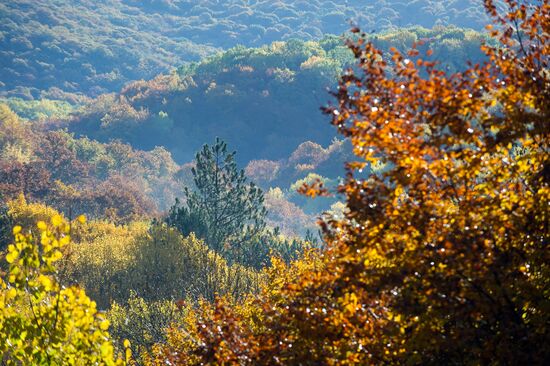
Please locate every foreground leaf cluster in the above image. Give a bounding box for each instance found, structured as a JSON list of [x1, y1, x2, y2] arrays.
[[0, 215, 125, 364]]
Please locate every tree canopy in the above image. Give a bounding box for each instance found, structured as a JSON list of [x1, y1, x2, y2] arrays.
[[1, 1, 491, 98], [149, 1, 550, 364], [66, 28, 490, 163]]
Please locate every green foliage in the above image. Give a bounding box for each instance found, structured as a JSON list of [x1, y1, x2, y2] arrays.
[[167, 139, 267, 262], [0, 97, 76, 121], [0, 1, 217, 98], [0, 103, 34, 163]]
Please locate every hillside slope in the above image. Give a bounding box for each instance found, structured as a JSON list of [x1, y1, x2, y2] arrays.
[[65, 27, 490, 163], [0, 0, 218, 99], [1, 0, 490, 98]]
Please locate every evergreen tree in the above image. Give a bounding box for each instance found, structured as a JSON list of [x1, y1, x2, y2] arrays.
[[167, 138, 267, 262]]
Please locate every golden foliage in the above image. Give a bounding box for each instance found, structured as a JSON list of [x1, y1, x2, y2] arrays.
[[0, 215, 126, 364], [64, 221, 261, 308], [150, 1, 549, 364], [6, 194, 61, 230], [109, 291, 188, 361]]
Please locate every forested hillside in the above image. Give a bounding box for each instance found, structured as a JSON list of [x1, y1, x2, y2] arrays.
[[0, 1, 548, 364], [64, 27, 490, 163], [1, 0, 490, 98], [0, 0, 218, 99], [1, 102, 343, 236]]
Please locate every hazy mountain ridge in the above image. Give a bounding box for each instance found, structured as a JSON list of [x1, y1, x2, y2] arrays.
[[62, 27, 489, 163], [1, 0, 490, 99]]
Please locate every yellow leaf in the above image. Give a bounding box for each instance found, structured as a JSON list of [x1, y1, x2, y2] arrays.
[[77, 215, 87, 224], [38, 275, 52, 291], [7, 287, 17, 300], [59, 235, 71, 246], [6, 251, 18, 264], [50, 250, 63, 262], [51, 214, 63, 227], [100, 342, 113, 358], [125, 347, 132, 362], [100, 319, 110, 331]]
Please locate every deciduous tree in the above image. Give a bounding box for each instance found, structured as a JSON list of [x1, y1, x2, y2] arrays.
[[152, 1, 549, 364], [0, 215, 127, 364]]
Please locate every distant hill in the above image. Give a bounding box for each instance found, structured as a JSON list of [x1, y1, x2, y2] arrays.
[[1, 102, 347, 236], [63, 28, 490, 163], [1, 0, 491, 98], [0, 0, 218, 99]]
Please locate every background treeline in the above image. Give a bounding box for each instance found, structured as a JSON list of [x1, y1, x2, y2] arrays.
[[62, 27, 490, 163], [0, 103, 184, 223], [0, 0, 217, 99], [1, 0, 490, 99], [1, 103, 343, 236]]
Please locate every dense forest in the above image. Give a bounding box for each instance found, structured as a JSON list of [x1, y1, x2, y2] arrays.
[[0, 0, 548, 365], [1, 0, 490, 98], [62, 27, 490, 162], [1, 102, 339, 236]]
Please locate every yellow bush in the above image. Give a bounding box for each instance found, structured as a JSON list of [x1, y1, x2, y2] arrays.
[[7, 194, 60, 231], [0, 215, 126, 364], [109, 291, 189, 360]]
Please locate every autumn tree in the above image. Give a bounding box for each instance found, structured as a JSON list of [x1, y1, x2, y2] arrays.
[[0, 103, 34, 163], [35, 131, 91, 185], [152, 1, 549, 365], [0, 215, 128, 364], [167, 138, 267, 261], [0, 161, 52, 201]]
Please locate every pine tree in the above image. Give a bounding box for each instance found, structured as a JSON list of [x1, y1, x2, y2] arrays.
[[167, 138, 267, 262]]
